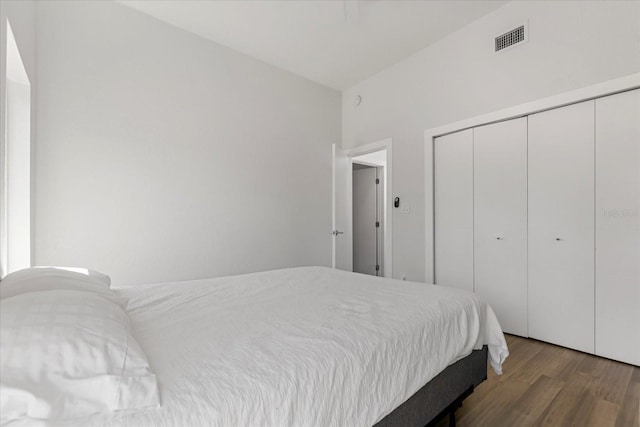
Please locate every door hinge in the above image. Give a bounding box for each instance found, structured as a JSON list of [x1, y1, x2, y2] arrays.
[[375, 178, 380, 184], [375, 265, 380, 271], [375, 221, 380, 228]]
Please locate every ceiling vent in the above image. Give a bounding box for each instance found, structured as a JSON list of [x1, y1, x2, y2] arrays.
[[495, 24, 527, 53]]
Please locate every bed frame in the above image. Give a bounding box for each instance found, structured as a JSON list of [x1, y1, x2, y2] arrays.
[[374, 346, 488, 427]]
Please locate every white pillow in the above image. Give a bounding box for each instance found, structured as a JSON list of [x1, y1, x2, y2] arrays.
[[0, 267, 112, 300], [40, 266, 111, 286], [0, 290, 160, 423]]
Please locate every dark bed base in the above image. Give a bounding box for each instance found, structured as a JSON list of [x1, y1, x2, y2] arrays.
[[374, 346, 488, 427]]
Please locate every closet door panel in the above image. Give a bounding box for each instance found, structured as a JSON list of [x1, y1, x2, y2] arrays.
[[434, 129, 473, 292], [595, 89, 640, 365], [528, 100, 595, 353], [474, 118, 528, 336]]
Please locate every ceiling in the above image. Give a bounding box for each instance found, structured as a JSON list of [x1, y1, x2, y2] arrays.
[[353, 150, 386, 167], [118, 0, 508, 90]]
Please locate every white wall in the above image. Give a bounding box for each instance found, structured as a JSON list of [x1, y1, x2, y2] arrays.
[[342, 0, 640, 282], [6, 79, 31, 273], [0, 0, 37, 278], [35, 1, 341, 285]]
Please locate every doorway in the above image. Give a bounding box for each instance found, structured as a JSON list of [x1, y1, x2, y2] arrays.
[[331, 139, 392, 278], [352, 156, 384, 276]]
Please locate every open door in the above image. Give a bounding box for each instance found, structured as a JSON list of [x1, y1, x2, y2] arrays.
[[332, 144, 352, 271], [352, 164, 380, 276]]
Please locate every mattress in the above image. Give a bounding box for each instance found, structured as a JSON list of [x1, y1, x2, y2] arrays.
[[58, 266, 508, 427]]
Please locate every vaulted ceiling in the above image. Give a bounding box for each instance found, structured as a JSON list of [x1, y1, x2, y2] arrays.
[[119, 0, 508, 90]]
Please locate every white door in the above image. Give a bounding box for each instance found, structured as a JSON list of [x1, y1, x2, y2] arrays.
[[528, 100, 595, 353], [595, 89, 640, 366], [474, 118, 528, 336], [352, 166, 377, 275], [332, 144, 352, 271], [434, 129, 473, 292], [375, 166, 384, 277]]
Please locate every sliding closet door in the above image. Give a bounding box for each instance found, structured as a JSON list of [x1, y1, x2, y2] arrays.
[[434, 129, 473, 292], [474, 118, 528, 336], [595, 89, 640, 366], [528, 101, 595, 353]]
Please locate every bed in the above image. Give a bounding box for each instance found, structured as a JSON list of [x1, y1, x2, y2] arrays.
[[1, 266, 508, 426]]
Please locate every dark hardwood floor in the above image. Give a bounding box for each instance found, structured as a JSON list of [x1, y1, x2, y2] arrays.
[[436, 334, 640, 427]]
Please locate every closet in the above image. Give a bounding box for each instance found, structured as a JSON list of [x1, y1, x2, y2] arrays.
[[474, 118, 528, 337], [434, 129, 474, 293], [433, 88, 639, 365], [594, 90, 640, 365], [528, 100, 595, 354]]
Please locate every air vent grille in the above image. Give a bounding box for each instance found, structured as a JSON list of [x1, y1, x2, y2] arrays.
[[495, 25, 525, 52]]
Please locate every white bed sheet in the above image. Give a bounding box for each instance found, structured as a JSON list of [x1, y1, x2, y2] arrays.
[[59, 266, 508, 427]]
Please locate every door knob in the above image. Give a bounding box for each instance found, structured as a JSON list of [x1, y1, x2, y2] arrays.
[[496, 237, 504, 240]]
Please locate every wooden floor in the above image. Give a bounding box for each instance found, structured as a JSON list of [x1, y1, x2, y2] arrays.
[[436, 335, 640, 427]]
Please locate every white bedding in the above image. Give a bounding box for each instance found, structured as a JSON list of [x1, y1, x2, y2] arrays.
[[56, 266, 508, 427]]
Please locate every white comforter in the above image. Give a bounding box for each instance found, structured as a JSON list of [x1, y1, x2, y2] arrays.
[[67, 267, 508, 427]]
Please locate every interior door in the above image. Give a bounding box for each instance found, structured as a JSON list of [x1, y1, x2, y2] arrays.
[[595, 88, 640, 365], [434, 129, 474, 292], [474, 118, 528, 336], [528, 100, 595, 354], [375, 166, 384, 277], [332, 144, 352, 271], [352, 165, 377, 275]]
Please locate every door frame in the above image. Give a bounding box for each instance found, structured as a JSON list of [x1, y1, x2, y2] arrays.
[[346, 138, 393, 278], [424, 72, 640, 284]]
